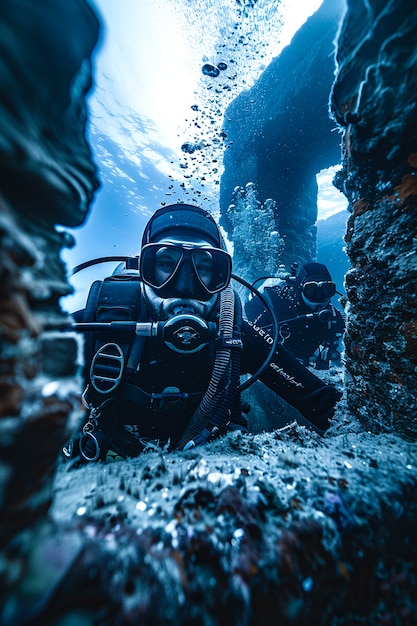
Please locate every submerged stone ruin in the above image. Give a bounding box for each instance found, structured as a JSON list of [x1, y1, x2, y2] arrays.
[[219, 0, 346, 269], [1, 1, 416, 624]]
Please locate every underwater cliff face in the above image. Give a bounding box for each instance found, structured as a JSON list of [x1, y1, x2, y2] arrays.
[[219, 0, 345, 267], [0, 0, 99, 620], [330, 0, 417, 438], [0, 0, 100, 227]]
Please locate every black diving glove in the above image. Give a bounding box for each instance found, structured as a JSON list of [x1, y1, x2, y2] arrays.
[[182, 419, 248, 450], [183, 426, 219, 450]]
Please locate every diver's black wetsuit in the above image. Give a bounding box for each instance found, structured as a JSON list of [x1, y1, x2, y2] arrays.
[[80, 308, 341, 456], [241, 318, 341, 428], [245, 286, 345, 367], [70, 206, 342, 462]]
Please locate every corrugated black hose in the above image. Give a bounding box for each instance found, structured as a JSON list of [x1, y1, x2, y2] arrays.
[[178, 285, 237, 449]]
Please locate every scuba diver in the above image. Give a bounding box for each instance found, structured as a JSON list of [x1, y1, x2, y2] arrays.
[[64, 204, 342, 463], [245, 262, 345, 369]]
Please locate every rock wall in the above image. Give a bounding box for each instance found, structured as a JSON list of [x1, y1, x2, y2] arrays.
[[0, 0, 99, 621], [0, 0, 99, 225], [330, 0, 417, 438], [219, 0, 345, 267]]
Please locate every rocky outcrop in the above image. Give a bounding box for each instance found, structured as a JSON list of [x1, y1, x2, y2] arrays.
[[0, 0, 99, 226], [0, 0, 99, 622], [330, 0, 417, 438], [49, 429, 417, 626], [220, 0, 345, 267]]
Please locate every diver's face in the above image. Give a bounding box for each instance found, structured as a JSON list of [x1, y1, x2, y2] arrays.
[[301, 293, 330, 311], [300, 279, 335, 311], [143, 235, 220, 321], [143, 284, 219, 320], [154, 245, 214, 295]]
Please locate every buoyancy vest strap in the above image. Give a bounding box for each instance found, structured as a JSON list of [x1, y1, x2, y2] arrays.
[[121, 383, 204, 411], [83, 276, 143, 405], [95, 277, 142, 322], [125, 294, 149, 375], [82, 280, 104, 381]]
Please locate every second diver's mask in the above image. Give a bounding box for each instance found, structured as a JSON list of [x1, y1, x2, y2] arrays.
[[296, 262, 336, 311], [302, 280, 336, 302], [301, 281, 336, 311]]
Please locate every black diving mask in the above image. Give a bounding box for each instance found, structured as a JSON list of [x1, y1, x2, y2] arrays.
[[302, 280, 336, 302], [140, 242, 232, 300]]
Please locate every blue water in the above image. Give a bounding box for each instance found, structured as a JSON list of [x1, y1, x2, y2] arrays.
[[62, 0, 345, 313]]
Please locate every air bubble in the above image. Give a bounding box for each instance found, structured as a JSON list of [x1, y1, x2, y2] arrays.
[[181, 142, 196, 154], [202, 63, 220, 77]]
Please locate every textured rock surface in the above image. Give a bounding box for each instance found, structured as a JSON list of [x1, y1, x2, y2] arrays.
[[0, 0, 99, 226], [0, 0, 99, 623], [219, 0, 345, 267], [50, 427, 417, 626], [330, 0, 417, 438]]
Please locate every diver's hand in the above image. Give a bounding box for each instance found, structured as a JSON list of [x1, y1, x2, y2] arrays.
[[182, 426, 219, 450], [310, 346, 330, 370]]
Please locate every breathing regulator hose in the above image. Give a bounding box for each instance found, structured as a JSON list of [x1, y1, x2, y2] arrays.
[[178, 284, 237, 449]]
